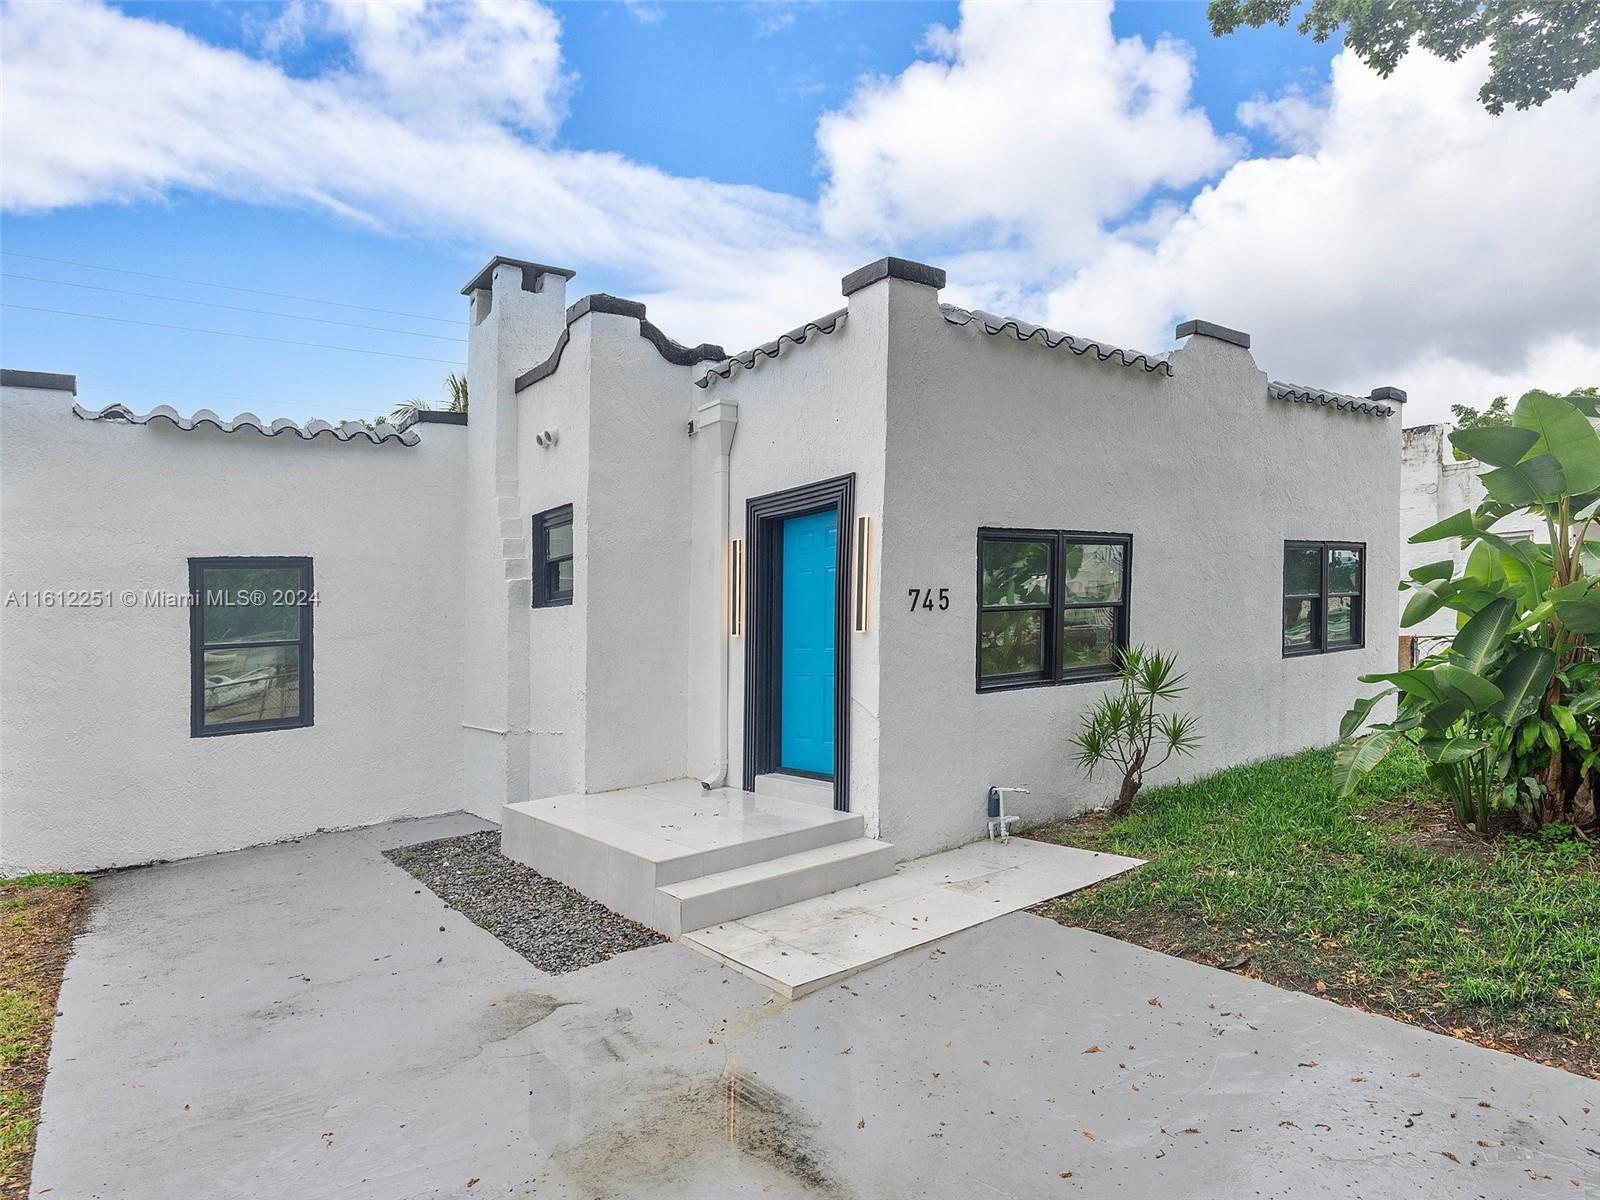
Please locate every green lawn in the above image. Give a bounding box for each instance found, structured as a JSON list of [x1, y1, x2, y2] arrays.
[[1, 871, 89, 1198], [1033, 746, 1600, 1075]]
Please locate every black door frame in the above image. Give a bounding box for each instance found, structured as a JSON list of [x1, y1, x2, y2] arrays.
[[743, 473, 854, 811]]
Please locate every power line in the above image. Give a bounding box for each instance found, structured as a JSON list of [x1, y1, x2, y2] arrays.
[[3, 303, 466, 366], [2, 273, 466, 343], [1, 250, 464, 326]]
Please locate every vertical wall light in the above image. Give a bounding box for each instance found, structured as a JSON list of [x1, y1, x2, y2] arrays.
[[729, 537, 745, 637], [852, 514, 872, 633]]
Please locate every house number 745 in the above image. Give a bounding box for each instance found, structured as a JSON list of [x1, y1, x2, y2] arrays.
[[908, 588, 950, 612]]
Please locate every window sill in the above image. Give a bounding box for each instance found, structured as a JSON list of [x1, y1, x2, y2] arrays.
[[978, 669, 1118, 694], [1282, 642, 1365, 658], [192, 717, 313, 738]]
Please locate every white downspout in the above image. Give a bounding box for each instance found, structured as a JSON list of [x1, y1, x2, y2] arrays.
[[699, 397, 737, 790]]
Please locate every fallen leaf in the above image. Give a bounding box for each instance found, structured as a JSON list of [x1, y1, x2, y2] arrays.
[[857, 1119, 866, 1129], [466, 1180, 479, 1189], [1298, 1061, 1318, 1068], [1059, 1170, 1073, 1178], [1082, 1045, 1101, 1054], [1147, 997, 1161, 1007], [1082, 1131, 1095, 1140], [1314, 981, 1327, 994], [1442, 1152, 1460, 1164]]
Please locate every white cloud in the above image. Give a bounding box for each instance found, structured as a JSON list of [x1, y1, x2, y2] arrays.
[[816, 0, 1238, 260], [1, 0, 1594, 418], [0, 0, 838, 347], [1041, 46, 1600, 424]]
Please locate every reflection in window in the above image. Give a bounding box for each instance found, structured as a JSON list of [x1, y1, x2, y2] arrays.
[[1282, 542, 1364, 655], [978, 530, 1131, 690], [190, 558, 313, 736]]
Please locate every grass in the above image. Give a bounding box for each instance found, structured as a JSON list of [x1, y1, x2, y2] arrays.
[[0, 871, 90, 1198], [1033, 746, 1600, 1076]]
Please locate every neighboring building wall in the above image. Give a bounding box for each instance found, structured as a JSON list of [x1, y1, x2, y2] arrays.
[[874, 287, 1401, 858], [1400, 424, 1541, 647], [0, 378, 467, 873]]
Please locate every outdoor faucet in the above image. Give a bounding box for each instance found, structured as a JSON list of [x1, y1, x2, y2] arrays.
[[986, 786, 1030, 844]]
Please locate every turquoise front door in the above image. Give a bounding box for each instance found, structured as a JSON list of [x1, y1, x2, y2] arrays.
[[778, 507, 837, 776]]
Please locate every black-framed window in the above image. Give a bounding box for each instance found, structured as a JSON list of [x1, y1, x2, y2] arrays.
[[189, 557, 313, 737], [977, 528, 1131, 691], [1283, 541, 1365, 656], [532, 504, 574, 608]]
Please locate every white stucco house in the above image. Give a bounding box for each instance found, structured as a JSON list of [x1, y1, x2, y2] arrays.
[[2, 254, 1403, 932]]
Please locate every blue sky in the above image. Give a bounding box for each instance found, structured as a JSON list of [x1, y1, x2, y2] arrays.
[[2, 1, 1594, 427]]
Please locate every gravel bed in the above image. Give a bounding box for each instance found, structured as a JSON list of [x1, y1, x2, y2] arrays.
[[382, 830, 665, 973]]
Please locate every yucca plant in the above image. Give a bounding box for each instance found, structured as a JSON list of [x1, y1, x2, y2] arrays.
[[1072, 645, 1202, 816]]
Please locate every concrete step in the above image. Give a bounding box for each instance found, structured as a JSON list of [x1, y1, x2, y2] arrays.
[[500, 780, 873, 936], [659, 838, 897, 936], [754, 772, 836, 809]]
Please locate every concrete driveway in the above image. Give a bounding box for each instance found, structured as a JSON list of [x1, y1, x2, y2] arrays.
[[33, 814, 1599, 1199]]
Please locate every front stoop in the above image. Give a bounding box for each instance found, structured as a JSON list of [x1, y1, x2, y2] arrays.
[[500, 780, 895, 937]]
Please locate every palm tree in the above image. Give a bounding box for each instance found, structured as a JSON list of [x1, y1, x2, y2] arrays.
[[387, 372, 468, 426]]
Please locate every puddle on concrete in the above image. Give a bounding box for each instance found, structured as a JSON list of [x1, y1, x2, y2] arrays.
[[558, 1066, 852, 1198]]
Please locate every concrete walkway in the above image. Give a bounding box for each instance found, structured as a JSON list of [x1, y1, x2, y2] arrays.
[[33, 815, 1599, 1199]]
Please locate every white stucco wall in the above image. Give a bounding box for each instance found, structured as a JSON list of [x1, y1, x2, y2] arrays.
[[874, 286, 1402, 858], [0, 380, 467, 873]]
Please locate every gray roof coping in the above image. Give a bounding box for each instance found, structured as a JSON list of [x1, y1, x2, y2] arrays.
[[942, 305, 1172, 376], [1269, 381, 1396, 418], [2, 369, 77, 394], [460, 255, 577, 296], [516, 294, 726, 393], [567, 293, 648, 322], [841, 257, 946, 297], [1176, 319, 1251, 349], [395, 409, 467, 432], [73, 402, 419, 445], [1370, 386, 1408, 403], [696, 309, 848, 389]]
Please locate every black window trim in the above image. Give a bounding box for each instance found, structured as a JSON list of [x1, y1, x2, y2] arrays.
[[189, 555, 314, 738], [975, 527, 1133, 693], [532, 503, 575, 608], [1282, 539, 1366, 657]]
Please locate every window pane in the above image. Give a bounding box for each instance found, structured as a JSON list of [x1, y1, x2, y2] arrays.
[[201, 645, 300, 726], [546, 519, 573, 560], [1328, 548, 1362, 595], [980, 610, 1044, 680], [1283, 545, 1321, 596], [1327, 595, 1359, 645], [1283, 597, 1320, 650], [201, 567, 301, 644], [555, 559, 574, 596], [1061, 607, 1116, 671], [1062, 543, 1123, 605], [981, 540, 1051, 606]]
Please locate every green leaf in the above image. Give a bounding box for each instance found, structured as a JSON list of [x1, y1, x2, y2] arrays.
[[1418, 735, 1490, 765], [1448, 425, 1539, 467], [1555, 598, 1600, 636], [1427, 663, 1504, 712], [1407, 559, 1456, 584], [1333, 729, 1402, 799], [1480, 452, 1566, 505], [1449, 597, 1512, 673], [1359, 669, 1443, 704], [1550, 704, 1578, 739], [1488, 647, 1556, 723], [1408, 509, 1477, 544], [1338, 688, 1395, 740], [1419, 698, 1468, 733], [1401, 578, 1461, 627], [1514, 388, 1600, 493], [1568, 688, 1600, 717]]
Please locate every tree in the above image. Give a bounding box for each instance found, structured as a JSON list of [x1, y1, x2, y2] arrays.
[[1337, 387, 1600, 836], [1449, 395, 1511, 460], [1071, 646, 1202, 817], [386, 372, 469, 427], [1208, 1, 1600, 115]]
